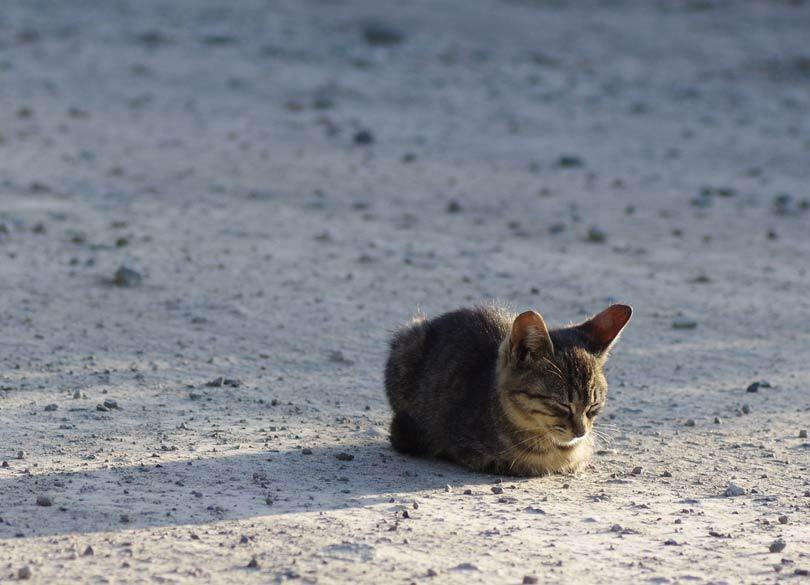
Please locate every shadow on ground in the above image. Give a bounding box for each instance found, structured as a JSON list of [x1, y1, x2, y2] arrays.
[[0, 442, 505, 539]]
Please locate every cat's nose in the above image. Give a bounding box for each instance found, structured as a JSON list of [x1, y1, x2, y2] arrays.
[[571, 421, 587, 438]]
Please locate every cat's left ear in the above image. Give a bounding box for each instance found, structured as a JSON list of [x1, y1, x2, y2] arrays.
[[575, 304, 632, 358]]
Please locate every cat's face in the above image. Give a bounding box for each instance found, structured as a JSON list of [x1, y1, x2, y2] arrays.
[[497, 305, 632, 448]]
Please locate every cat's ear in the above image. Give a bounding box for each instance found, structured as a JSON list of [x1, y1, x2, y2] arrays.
[[576, 304, 632, 357], [510, 310, 554, 361]]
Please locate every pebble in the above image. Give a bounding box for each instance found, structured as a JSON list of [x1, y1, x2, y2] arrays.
[[631, 466, 643, 475], [335, 452, 354, 461], [769, 538, 786, 553], [103, 399, 119, 410], [672, 318, 698, 330], [1, 461, 8, 467], [353, 130, 374, 145], [799, 430, 808, 439], [778, 515, 788, 525], [523, 577, 539, 585], [113, 266, 143, 287], [684, 418, 696, 427], [610, 524, 623, 532], [17, 450, 25, 459], [44, 403, 58, 412], [741, 404, 751, 414], [746, 382, 760, 393], [36, 495, 53, 507], [586, 226, 607, 243], [724, 483, 745, 497], [714, 417, 722, 424], [662, 470, 673, 477], [362, 22, 405, 46], [72, 390, 82, 399], [247, 556, 260, 569], [83, 545, 94, 556], [120, 514, 130, 523], [18, 566, 32, 580], [557, 155, 583, 168], [491, 486, 504, 494], [302, 448, 313, 455], [446, 200, 462, 213]]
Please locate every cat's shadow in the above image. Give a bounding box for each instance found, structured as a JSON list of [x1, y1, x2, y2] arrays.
[[0, 443, 499, 539]]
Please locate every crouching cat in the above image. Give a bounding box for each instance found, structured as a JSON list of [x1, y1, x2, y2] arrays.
[[384, 304, 632, 476]]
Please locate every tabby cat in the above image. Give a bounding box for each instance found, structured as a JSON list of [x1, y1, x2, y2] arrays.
[[384, 304, 632, 476]]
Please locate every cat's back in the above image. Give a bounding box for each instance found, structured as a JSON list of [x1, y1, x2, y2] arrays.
[[384, 306, 511, 409]]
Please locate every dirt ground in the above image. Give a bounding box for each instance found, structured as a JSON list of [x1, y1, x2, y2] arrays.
[[1, 0, 809, 583]]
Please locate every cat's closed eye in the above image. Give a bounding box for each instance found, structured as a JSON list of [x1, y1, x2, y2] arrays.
[[586, 404, 603, 418]]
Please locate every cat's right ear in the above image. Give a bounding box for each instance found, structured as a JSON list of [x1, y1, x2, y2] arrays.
[[510, 310, 554, 362]]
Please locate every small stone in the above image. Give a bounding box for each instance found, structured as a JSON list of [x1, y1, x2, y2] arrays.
[[103, 399, 119, 410], [664, 539, 678, 546], [557, 155, 583, 168], [402, 510, 410, 519], [684, 418, 696, 427], [113, 266, 143, 287], [672, 318, 698, 330], [662, 470, 673, 477], [247, 556, 260, 569], [96, 403, 109, 412], [362, 22, 405, 46], [206, 376, 224, 387], [119, 514, 130, 523], [36, 495, 53, 507], [444, 485, 453, 493], [18, 566, 32, 580], [353, 129, 374, 145], [795, 568, 809, 577], [746, 382, 760, 393], [724, 483, 745, 497], [778, 515, 788, 525], [1, 461, 8, 468], [72, 390, 82, 399], [799, 430, 808, 439], [714, 417, 722, 424], [631, 466, 643, 475], [301, 448, 313, 455], [610, 524, 623, 532], [741, 404, 751, 414], [491, 486, 504, 494], [82, 545, 94, 556], [769, 538, 786, 553], [446, 200, 462, 213], [335, 452, 354, 461], [427, 568, 438, 577], [44, 403, 58, 412], [240, 535, 249, 544], [16, 450, 25, 460], [523, 577, 539, 585], [463, 489, 472, 495], [586, 226, 607, 243]]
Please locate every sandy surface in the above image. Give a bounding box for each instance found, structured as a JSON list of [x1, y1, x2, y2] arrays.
[[1, 0, 809, 583]]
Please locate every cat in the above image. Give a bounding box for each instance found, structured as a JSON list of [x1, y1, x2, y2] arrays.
[[384, 303, 632, 476]]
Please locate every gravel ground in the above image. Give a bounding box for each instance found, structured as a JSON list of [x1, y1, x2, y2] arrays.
[[1, 0, 809, 583]]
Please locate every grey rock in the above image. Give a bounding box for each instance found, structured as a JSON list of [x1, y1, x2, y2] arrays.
[[113, 266, 143, 287]]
